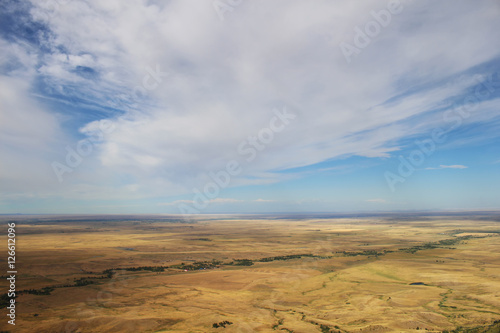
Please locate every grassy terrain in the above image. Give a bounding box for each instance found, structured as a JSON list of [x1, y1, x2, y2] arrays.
[[1, 215, 500, 332]]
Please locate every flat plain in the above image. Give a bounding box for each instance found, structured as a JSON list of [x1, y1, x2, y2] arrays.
[[1, 214, 500, 333]]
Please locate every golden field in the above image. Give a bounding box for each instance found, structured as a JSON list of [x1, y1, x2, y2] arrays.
[[1, 214, 500, 333]]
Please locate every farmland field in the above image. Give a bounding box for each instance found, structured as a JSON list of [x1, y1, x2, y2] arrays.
[[1, 214, 500, 333]]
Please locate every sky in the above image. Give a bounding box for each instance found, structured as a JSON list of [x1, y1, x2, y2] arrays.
[[0, 0, 499, 215]]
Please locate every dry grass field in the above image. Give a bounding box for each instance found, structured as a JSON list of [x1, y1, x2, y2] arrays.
[[1, 214, 500, 333]]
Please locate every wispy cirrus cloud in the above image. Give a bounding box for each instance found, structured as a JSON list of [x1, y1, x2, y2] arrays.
[[425, 165, 468, 170], [159, 198, 243, 206], [0, 0, 499, 213], [254, 199, 276, 203]]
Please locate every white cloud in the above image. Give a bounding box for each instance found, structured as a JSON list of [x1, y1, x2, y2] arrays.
[[0, 75, 65, 194], [425, 165, 468, 170], [159, 198, 243, 206], [209, 198, 243, 204], [254, 199, 276, 203], [2, 0, 499, 207], [158, 200, 194, 206]]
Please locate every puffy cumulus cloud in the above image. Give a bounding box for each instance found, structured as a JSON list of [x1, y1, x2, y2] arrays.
[[2, 0, 500, 207]]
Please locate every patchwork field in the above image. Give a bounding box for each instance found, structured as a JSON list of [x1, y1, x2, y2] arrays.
[[1, 214, 500, 333]]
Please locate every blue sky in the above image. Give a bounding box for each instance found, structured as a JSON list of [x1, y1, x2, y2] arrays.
[[0, 0, 499, 214]]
